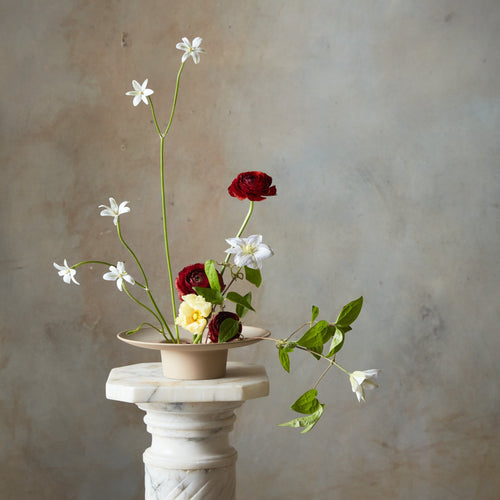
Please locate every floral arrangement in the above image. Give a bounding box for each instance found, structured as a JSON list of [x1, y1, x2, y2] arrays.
[[53, 37, 380, 432]]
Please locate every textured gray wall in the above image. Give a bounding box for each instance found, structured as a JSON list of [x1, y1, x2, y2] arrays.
[[1, 1, 499, 499]]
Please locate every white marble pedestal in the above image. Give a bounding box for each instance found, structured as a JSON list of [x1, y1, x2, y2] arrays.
[[106, 362, 269, 500]]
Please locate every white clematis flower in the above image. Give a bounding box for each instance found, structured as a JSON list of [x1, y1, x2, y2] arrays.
[[175, 294, 212, 335], [176, 37, 206, 64], [349, 369, 381, 402], [103, 261, 135, 292], [125, 79, 154, 106], [99, 197, 130, 226], [225, 234, 274, 270], [53, 259, 79, 285]]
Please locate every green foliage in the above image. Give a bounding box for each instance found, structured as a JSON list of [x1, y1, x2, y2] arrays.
[[335, 296, 363, 327], [204, 259, 221, 292], [226, 291, 255, 311], [297, 320, 329, 348], [278, 348, 290, 372], [194, 286, 224, 305], [245, 266, 262, 287], [290, 389, 320, 414], [311, 305, 319, 324], [236, 292, 252, 318], [218, 317, 241, 343], [279, 403, 325, 434]]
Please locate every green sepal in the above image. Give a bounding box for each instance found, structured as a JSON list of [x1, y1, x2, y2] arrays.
[[245, 266, 262, 287], [236, 292, 252, 318], [218, 317, 240, 343], [290, 389, 320, 414], [226, 291, 255, 312], [311, 305, 319, 324], [204, 260, 221, 292], [297, 320, 329, 348], [278, 404, 325, 433], [194, 286, 224, 305], [335, 296, 363, 327]]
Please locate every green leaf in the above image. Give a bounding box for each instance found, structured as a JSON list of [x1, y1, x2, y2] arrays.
[[335, 296, 363, 327], [204, 260, 221, 292], [236, 292, 252, 318], [326, 327, 345, 357], [297, 320, 329, 348], [245, 266, 262, 287], [278, 404, 325, 433], [218, 317, 240, 343], [321, 324, 336, 344], [194, 287, 224, 305], [290, 389, 319, 414], [226, 291, 255, 312], [311, 305, 319, 324], [278, 348, 290, 373]]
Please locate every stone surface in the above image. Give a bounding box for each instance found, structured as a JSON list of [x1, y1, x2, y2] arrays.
[[106, 363, 268, 500], [2, 1, 500, 499]]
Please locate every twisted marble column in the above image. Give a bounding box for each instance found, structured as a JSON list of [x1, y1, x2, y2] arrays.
[[106, 362, 269, 500]]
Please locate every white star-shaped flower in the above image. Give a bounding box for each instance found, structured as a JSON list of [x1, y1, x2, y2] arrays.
[[349, 369, 381, 402], [125, 79, 154, 106], [176, 37, 206, 64], [99, 197, 130, 226], [225, 234, 274, 270], [103, 261, 135, 292], [53, 259, 79, 285]]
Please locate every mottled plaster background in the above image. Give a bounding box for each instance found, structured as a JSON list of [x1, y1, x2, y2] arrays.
[[1, 0, 499, 499]]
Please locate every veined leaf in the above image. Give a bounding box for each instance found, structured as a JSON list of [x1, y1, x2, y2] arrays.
[[226, 291, 255, 311], [236, 292, 252, 318], [278, 404, 325, 433], [335, 296, 363, 327], [326, 327, 345, 357], [297, 320, 329, 348], [245, 266, 262, 287], [218, 317, 240, 343], [290, 389, 319, 414], [194, 286, 223, 305], [204, 260, 221, 292], [278, 348, 290, 373]]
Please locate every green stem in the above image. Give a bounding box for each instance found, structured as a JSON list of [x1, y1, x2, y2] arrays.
[[222, 201, 254, 274], [116, 218, 171, 335], [71, 260, 113, 269], [123, 284, 173, 342], [163, 62, 185, 137], [160, 134, 180, 342]]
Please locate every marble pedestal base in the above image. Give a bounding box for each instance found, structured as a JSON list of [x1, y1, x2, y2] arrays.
[[106, 362, 269, 500]]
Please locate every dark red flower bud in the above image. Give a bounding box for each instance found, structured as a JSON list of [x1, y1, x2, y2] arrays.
[[208, 311, 242, 343], [175, 263, 225, 301], [228, 171, 277, 201]]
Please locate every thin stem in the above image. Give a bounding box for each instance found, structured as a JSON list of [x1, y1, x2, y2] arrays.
[[163, 62, 185, 137], [148, 98, 162, 136], [116, 218, 171, 334], [72, 260, 113, 269], [222, 201, 254, 274], [123, 284, 174, 342], [286, 322, 309, 341], [313, 362, 334, 390], [160, 134, 179, 342]]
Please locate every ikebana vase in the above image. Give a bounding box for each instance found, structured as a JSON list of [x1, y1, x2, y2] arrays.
[[117, 326, 270, 380]]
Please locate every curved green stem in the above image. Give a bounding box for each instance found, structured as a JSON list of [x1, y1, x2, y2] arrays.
[[163, 62, 185, 137], [116, 218, 171, 335], [71, 260, 113, 269], [123, 284, 174, 342]]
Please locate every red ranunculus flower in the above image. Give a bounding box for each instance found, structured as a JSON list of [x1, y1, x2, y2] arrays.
[[175, 263, 225, 301], [228, 171, 277, 201], [208, 311, 242, 343]]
